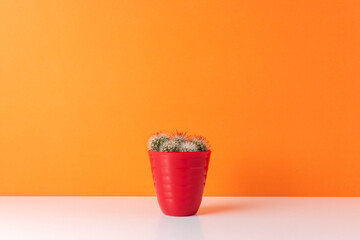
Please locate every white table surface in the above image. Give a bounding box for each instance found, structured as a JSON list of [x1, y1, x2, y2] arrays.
[[0, 197, 359, 240]]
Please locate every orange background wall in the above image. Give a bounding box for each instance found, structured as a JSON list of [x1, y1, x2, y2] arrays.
[[1, 0, 359, 196]]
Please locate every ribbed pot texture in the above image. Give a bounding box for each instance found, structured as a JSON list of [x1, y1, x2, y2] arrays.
[[148, 150, 211, 216]]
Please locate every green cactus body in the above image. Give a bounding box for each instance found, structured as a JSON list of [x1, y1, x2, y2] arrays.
[[179, 142, 197, 152], [190, 137, 209, 151], [159, 140, 180, 152], [148, 133, 170, 151]]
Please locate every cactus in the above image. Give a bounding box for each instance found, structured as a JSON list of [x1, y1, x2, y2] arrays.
[[190, 136, 209, 151], [179, 141, 198, 152], [172, 131, 188, 144], [148, 131, 209, 152], [148, 132, 170, 151], [159, 140, 180, 152]]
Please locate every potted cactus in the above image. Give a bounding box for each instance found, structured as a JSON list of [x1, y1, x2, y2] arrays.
[[148, 131, 211, 216]]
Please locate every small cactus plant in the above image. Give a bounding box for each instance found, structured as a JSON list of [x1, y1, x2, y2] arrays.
[[190, 136, 209, 151], [148, 131, 209, 152], [147, 132, 170, 152]]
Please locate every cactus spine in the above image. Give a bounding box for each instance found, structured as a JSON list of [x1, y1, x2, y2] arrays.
[[173, 131, 188, 145]]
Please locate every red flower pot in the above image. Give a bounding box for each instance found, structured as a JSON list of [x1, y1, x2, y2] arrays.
[[148, 150, 211, 216]]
